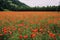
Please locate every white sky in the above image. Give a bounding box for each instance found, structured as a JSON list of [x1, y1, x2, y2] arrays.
[[19, 0, 60, 7]]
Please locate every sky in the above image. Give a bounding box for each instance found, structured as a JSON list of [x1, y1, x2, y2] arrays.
[[19, 0, 60, 7]]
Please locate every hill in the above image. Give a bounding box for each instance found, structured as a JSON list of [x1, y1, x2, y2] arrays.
[[0, 0, 30, 11]]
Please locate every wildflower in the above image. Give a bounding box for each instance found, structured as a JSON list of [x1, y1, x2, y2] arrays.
[[2, 27, 8, 34], [31, 33, 36, 38], [3, 31, 8, 34], [18, 28, 21, 32], [12, 27, 16, 31], [24, 35, 28, 39], [32, 28, 38, 33], [0, 34, 3, 36], [39, 28, 43, 32], [9, 31, 12, 35], [18, 23, 24, 27], [49, 33, 55, 38], [2, 27, 7, 31], [19, 35, 23, 39]]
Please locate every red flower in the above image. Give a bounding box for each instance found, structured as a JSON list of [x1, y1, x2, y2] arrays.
[[0, 34, 3, 36], [18, 28, 21, 32], [24, 35, 28, 39], [49, 33, 55, 38], [32, 28, 38, 33], [9, 31, 12, 35], [19, 35, 23, 39], [12, 27, 16, 31], [31, 33, 36, 38], [39, 28, 43, 32], [18, 23, 24, 27], [2, 27, 8, 34], [3, 31, 8, 34], [2, 27, 7, 31]]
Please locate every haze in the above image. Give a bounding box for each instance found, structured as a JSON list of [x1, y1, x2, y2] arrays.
[[19, 0, 59, 7]]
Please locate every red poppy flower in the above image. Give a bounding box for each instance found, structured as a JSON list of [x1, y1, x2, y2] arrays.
[[12, 27, 16, 31], [2, 27, 8, 34], [32, 28, 38, 33], [0, 34, 3, 36], [3, 31, 8, 34], [19, 35, 23, 39], [9, 31, 12, 35], [31, 33, 36, 38], [39, 28, 43, 32], [2, 27, 7, 31], [49, 33, 55, 38], [18, 23, 24, 27], [18, 28, 21, 32], [24, 35, 28, 39]]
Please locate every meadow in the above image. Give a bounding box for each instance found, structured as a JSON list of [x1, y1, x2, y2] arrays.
[[0, 12, 60, 40]]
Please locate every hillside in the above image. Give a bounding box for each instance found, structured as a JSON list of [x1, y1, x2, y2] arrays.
[[0, 0, 30, 11]]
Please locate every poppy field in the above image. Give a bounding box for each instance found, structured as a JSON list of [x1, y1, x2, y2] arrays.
[[0, 12, 60, 40]]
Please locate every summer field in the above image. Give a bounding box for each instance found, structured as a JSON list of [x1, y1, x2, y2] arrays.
[[0, 12, 60, 40]]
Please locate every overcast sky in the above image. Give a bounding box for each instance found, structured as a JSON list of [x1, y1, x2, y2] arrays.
[[19, 0, 60, 7]]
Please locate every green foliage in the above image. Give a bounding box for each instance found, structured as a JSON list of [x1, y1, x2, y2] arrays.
[[0, 0, 60, 11], [49, 24, 60, 33]]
